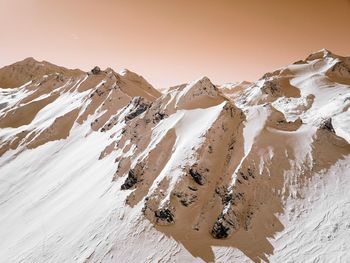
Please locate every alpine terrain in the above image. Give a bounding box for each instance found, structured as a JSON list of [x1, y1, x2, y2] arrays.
[[0, 49, 349, 262]]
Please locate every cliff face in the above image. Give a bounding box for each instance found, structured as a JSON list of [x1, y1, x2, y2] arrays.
[[0, 50, 349, 262]]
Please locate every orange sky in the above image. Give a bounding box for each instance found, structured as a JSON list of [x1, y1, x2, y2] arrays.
[[1, 0, 350, 89]]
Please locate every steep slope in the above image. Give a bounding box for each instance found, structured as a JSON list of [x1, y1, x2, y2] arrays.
[[0, 51, 349, 263], [0, 58, 160, 156]]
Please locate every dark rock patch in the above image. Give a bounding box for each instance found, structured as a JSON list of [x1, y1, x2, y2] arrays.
[[125, 97, 151, 122], [189, 168, 204, 185], [215, 186, 233, 206], [212, 220, 231, 239], [240, 172, 248, 181], [121, 164, 144, 190], [320, 118, 335, 133], [188, 186, 198, 191], [0, 102, 8, 110], [155, 208, 175, 224], [211, 212, 239, 239], [91, 66, 101, 75], [174, 191, 197, 207], [247, 167, 255, 179], [153, 112, 167, 124], [121, 169, 138, 190]]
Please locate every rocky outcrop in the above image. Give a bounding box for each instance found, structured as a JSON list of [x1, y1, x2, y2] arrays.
[[121, 170, 138, 190], [326, 60, 350, 85], [320, 118, 335, 133], [124, 97, 151, 122], [154, 208, 175, 224], [91, 66, 101, 75], [212, 211, 240, 239]]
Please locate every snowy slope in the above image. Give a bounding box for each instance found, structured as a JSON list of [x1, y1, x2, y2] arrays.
[[0, 51, 349, 263]]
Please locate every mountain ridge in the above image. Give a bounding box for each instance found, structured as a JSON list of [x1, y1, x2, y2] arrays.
[[0, 50, 349, 263]]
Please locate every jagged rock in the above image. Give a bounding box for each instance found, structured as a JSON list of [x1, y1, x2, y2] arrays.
[[293, 60, 306, 65], [240, 172, 249, 181], [211, 219, 231, 239], [305, 49, 334, 61], [261, 80, 280, 96], [188, 186, 198, 191], [125, 97, 151, 122], [91, 66, 101, 75], [260, 69, 282, 80], [215, 187, 233, 205], [320, 118, 335, 133], [174, 192, 197, 207], [121, 170, 138, 190], [211, 212, 240, 239], [153, 112, 167, 124], [155, 208, 175, 224], [247, 167, 255, 178], [121, 163, 144, 190], [222, 194, 232, 205], [189, 168, 204, 185]]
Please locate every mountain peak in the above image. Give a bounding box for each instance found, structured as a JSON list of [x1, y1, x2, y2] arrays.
[[305, 48, 345, 61], [21, 56, 40, 63], [0, 51, 350, 263], [172, 76, 227, 109]]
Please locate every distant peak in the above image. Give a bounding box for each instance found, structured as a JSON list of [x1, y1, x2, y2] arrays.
[[196, 76, 211, 83], [118, 68, 146, 78], [306, 48, 335, 61], [186, 76, 216, 92], [14, 57, 45, 66], [22, 57, 39, 63], [184, 76, 215, 90], [318, 48, 332, 55], [118, 68, 129, 76], [117, 68, 146, 81], [221, 80, 252, 87], [117, 68, 155, 88]]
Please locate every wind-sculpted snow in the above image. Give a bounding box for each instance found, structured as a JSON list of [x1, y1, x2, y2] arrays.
[[0, 51, 349, 262]]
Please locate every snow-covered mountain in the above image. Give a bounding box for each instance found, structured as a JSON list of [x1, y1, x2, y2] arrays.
[[0, 49, 349, 263]]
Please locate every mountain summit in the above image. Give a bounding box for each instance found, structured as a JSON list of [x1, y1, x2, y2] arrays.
[[0, 51, 349, 262]]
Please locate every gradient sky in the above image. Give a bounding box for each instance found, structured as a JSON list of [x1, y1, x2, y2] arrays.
[[1, 0, 350, 89]]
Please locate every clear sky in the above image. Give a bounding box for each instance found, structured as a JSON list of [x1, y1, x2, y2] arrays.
[[1, 0, 350, 89]]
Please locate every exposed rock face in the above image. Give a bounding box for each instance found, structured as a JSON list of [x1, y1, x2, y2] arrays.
[[124, 97, 151, 122], [91, 66, 101, 75], [154, 208, 175, 224], [212, 211, 239, 239], [0, 50, 350, 263], [261, 80, 280, 95], [121, 170, 138, 190], [0, 60, 160, 157], [121, 163, 144, 190], [321, 118, 335, 133], [189, 167, 205, 185]]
